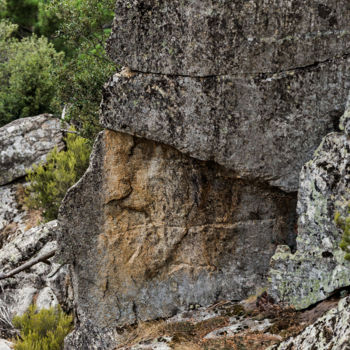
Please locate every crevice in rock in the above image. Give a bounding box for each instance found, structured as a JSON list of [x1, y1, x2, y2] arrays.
[[0, 174, 27, 188], [298, 286, 350, 313], [126, 52, 350, 80]]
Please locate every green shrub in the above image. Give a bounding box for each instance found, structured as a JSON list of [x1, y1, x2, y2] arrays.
[[46, 0, 115, 141], [0, 28, 63, 126], [13, 305, 72, 350], [336, 206, 350, 261], [25, 131, 91, 221], [1, 0, 38, 35]]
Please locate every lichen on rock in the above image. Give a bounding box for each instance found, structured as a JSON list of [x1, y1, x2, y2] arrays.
[[108, 0, 350, 76], [269, 99, 350, 309], [0, 114, 63, 186]]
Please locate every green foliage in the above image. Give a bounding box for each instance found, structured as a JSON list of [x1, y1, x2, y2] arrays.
[[25, 131, 91, 221], [0, 0, 116, 140], [13, 305, 73, 350], [0, 28, 63, 126], [336, 206, 350, 261], [46, 0, 116, 140], [0, 0, 6, 17], [2, 0, 38, 35]]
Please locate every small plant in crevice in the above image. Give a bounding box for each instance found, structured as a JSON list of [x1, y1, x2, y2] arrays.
[[25, 130, 91, 221], [13, 305, 73, 350]]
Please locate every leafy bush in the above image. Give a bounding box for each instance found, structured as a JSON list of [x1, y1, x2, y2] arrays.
[[13, 305, 73, 350], [46, 0, 116, 140], [336, 206, 350, 260], [25, 131, 91, 221], [1, 0, 115, 140], [0, 27, 63, 126], [2, 0, 38, 36]]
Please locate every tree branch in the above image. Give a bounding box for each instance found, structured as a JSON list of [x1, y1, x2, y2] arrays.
[[0, 250, 56, 281]]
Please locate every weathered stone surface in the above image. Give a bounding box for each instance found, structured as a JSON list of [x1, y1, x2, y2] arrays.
[[0, 221, 72, 318], [268, 297, 350, 350], [101, 56, 350, 192], [58, 129, 296, 339], [36, 287, 59, 311], [269, 109, 350, 309], [108, 0, 350, 76], [63, 321, 115, 350], [0, 114, 63, 186], [340, 93, 350, 135]]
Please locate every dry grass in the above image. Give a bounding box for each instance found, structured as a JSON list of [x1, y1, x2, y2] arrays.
[[115, 320, 167, 349], [15, 184, 43, 230], [115, 316, 230, 349], [113, 296, 338, 350]]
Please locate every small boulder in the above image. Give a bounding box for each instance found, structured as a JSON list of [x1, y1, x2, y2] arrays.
[[0, 114, 63, 186]]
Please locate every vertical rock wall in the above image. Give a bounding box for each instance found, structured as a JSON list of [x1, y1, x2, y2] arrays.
[[59, 1, 350, 348], [59, 130, 296, 327]]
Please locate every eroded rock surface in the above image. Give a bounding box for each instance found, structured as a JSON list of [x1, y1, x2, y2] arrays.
[[59, 130, 297, 339], [108, 0, 350, 76], [102, 55, 350, 192], [0, 221, 72, 323], [269, 103, 350, 309], [103, 0, 350, 192], [0, 114, 63, 186]]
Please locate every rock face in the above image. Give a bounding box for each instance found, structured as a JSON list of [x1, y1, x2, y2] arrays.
[[0, 116, 71, 340], [269, 102, 350, 309], [268, 296, 350, 350], [108, 0, 350, 76], [61, 0, 350, 348], [0, 221, 72, 321], [59, 130, 296, 330], [0, 114, 63, 186], [103, 0, 350, 192], [102, 58, 350, 191]]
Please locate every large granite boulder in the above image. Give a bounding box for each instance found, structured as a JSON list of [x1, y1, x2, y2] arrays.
[[108, 0, 350, 76], [60, 0, 350, 347], [269, 101, 350, 309], [103, 0, 350, 192], [102, 57, 350, 192], [0, 114, 63, 186], [59, 130, 296, 338]]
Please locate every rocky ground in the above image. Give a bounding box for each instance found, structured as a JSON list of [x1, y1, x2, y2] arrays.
[[0, 115, 71, 348], [110, 292, 349, 350]]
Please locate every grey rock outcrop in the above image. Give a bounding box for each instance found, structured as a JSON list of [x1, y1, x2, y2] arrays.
[[60, 0, 350, 348], [102, 58, 350, 191], [268, 297, 350, 350], [0, 221, 72, 319], [108, 0, 350, 76], [269, 101, 350, 309], [0, 114, 63, 186], [59, 130, 296, 338]]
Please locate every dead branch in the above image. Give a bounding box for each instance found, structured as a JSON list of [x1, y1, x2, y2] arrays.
[[0, 250, 56, 281]]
